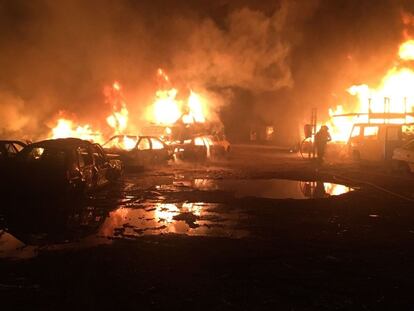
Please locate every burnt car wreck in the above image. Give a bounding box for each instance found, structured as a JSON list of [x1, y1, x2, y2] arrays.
[[2, 138, 123, 199], [103, 135, 173, 169]]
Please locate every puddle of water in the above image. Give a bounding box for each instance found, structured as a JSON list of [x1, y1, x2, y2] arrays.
[[0, 200, 247, 259], [0, 177, 353, 260], [191, 179, 353, 199], [99, 202, 247, 240]]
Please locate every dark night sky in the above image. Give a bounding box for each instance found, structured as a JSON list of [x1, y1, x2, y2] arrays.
[[0, 0, 413, 143]]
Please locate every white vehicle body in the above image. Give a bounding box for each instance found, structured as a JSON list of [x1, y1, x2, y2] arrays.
[[392, 140, 414, 173], [348, 123, 404, 162]]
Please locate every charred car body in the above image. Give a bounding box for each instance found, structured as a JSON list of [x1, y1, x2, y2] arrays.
[[174, 134, 230, 161], [103, 135, 173, 169], [5, 138, 123, 198]]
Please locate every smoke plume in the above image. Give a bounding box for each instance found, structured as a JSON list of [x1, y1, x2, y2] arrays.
[[0, 0, 412, 144]]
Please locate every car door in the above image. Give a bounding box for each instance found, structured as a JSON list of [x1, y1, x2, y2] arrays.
[[92, 144, 110, 187], [149, 137, 168, 162], [77, 146, 95, 190], [385, 126, 402, 161], [130, 137, 151, 166], [359, 125, 382, 161]]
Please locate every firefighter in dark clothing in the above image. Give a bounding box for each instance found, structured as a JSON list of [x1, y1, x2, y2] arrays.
[[314, 125, 331, 163]]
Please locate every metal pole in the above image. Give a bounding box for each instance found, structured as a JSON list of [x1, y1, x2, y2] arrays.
[[404, 97, 407, 124], [311, 108, 317, 159], [368, 98, 372, 123]]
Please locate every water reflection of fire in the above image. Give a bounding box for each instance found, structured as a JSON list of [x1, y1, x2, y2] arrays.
[[326, 38, 414, 142], [155, 203, 180, 223], [300, 181, 352, 198], [99, 207, 129, 237]]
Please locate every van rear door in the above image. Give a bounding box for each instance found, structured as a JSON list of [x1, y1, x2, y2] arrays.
[[359, 125, 382, 161], [384, 126, 402, 161]]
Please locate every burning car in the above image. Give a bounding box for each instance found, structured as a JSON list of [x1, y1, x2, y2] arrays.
[[174, 134, 230, 161], [6, 138, 123, 198], [103, 135, 173, 168]]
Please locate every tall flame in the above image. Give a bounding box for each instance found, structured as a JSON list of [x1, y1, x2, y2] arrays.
[[49, 81, 129, 144], [105, 81, 129, 134], [150, 69, 208, 125]]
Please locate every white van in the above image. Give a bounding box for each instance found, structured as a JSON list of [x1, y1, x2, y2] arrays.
[[348, 123, 409, 162]]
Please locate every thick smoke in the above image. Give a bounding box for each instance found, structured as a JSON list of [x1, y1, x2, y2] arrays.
[[170, 6, 292, 92], [0, 0, 412, 144], [0, 0, 315, 139]]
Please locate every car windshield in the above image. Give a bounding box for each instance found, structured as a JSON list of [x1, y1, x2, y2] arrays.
[[104, 136, 138, 150], [150, 138, 164, 150]]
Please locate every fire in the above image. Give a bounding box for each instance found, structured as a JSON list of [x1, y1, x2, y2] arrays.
[[105, 81, 129, 134], [50, 118, 103, 143], [153, 88, 182, 124], [327, 105, 355, 142], [399, 39, 414, 60], [327, 39, 414, 142], [184, 91, 206, 124], [48, 71, 214, 146], [122, 136, 137, 150], [150, 69, 208, 125], [49, 81, 129, 145]]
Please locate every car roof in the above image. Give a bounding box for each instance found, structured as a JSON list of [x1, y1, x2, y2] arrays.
[[353, 123, 414, 126], [108, 135, 138, 139], [28, 138, 93, 149]]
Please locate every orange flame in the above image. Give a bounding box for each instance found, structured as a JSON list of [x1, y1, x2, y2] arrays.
[[105, 81, 129, 134], [399, 39, 414, 60], [150, 69, 209, 125], [50, 118, 104, 143]]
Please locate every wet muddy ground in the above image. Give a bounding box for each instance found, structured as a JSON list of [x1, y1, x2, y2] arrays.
[[1, 144, 414, 310]]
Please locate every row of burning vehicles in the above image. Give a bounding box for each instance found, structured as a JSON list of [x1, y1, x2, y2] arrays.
[[0, 131, 230, 198]]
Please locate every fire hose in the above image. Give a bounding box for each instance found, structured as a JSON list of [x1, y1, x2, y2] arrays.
[[326, 172, 414, 203], [299, 137, 313, 160]]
